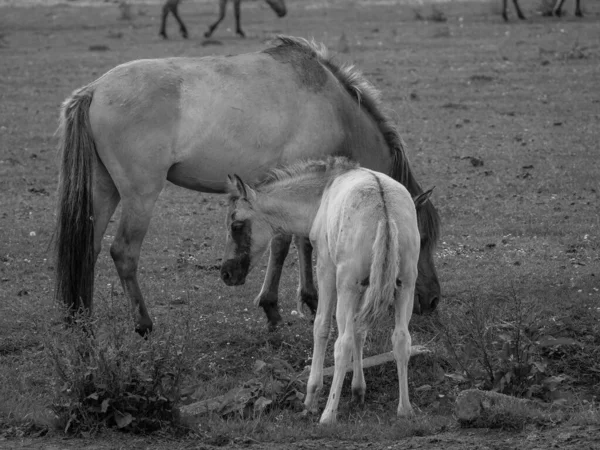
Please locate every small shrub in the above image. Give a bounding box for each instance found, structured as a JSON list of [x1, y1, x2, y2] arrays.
[[436, 287, 572, 401], [48, 310, 189, 436]]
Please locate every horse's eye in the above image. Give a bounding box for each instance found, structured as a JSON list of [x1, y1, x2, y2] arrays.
[[231, 221, 244, 232]]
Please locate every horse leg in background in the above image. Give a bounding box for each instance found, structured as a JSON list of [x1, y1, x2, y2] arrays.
[[170, 0, 189, 38], [109, 184, 165, 336], [554, 0, 582, 17], [294, 236, 318, 316], [393, 277, 416, 417], [233, 0, 245, 37], [254, 234, 292, 329], [512, 0, 526, 19], [205, 0, 228, 38], [159, 0, 172, 38], [319, 268, 361, 424], [305, 256, 336, 414]]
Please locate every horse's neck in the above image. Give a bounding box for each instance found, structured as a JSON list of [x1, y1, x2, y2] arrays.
[[257, 179, 326, 236]]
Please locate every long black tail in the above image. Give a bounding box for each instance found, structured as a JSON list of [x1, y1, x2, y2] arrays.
[[55, 85, 96, 316]]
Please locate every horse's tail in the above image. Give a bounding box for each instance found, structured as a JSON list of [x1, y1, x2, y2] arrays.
[[355, 219, 399, 331], [54, 85, 96, 317]]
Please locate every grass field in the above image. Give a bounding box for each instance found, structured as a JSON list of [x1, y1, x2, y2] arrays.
[[1, 0, 599, 448]]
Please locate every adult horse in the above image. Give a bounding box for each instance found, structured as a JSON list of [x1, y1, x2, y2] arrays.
[[221, 158, 429, 423], [159, 0, 287, 40], [55, 36, 441, 336], [502, 0, 582, 21]]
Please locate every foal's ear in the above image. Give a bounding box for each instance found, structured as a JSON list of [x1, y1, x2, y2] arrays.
[[226, 174, 245, 198], [413, 187, 435, 210]]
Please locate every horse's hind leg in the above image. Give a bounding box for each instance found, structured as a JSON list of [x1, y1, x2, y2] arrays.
[[393, 276, 416, 417], [159, 2, 169, 38], [511, 0, 526, 19], [171, 1, 188, 38], [254, 234, 291, 329], [233, 0, 245, 37], [93, 158, 120, 267], [205, 0, 228, 38], [110, 186, 164, 336], [294, 236, 318, 316]]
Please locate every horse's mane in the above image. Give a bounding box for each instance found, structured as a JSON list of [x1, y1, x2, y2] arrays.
[[257, 156, 359, 190], [264, 36, 440, 249]]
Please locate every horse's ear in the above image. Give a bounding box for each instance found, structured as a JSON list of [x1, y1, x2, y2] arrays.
[[414, 187, 435, 210], [234, 174, 254, 201]]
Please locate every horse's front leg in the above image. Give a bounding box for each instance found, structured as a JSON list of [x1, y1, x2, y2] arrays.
[[233, 0, 245, 37], [254, 234, 292, 330], [205, 0, 228, 38], [159, 2, 170, 38], [171, 1, 188, 38], [294, 236, 318, 316]]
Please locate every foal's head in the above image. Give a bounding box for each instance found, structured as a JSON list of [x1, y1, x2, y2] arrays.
[[265, 0, 287, 17], [221, 175, 272, 286]]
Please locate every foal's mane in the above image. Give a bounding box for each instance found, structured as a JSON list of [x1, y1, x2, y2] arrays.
[[257, 157, 359, 191], [264, 36, 441, 249]]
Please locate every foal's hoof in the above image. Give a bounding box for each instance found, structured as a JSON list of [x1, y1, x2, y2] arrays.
[[236, 29, 246, 38], [159, 31, 168, 39], [299, 289, 318, 315]]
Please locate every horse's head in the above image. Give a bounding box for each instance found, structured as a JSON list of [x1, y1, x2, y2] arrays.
[[221, 175, 272, 286], [265, 0, 287, 17], [413, 189, 441, 314]]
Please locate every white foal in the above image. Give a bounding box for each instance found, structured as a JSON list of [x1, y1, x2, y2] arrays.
[[220, 157, 427, 424]]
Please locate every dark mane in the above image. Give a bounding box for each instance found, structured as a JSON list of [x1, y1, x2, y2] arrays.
[[263, 36, 440, 249]]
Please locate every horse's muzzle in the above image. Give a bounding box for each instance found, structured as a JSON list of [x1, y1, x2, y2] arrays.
[[220, 260, 248, 286]]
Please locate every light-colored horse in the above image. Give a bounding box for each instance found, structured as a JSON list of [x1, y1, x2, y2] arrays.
[[159, 0, 287, 40], [502, 0, 582, 21], [55, 36, 441, 336], [222, 157, 427, 423]]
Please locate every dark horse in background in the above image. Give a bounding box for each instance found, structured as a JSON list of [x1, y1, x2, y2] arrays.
[[54, 36, 441, 336], [502, 0, 582, 21], [159, 0, 287, 39]]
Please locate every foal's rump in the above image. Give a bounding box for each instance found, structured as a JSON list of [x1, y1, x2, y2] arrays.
[[314, 169, 420, 326]]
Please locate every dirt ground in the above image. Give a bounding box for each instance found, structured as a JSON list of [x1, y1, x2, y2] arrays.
[[1, 0, 600, 449]]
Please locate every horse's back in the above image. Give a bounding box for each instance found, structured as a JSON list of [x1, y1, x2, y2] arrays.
[[87, 53, 360, 192]]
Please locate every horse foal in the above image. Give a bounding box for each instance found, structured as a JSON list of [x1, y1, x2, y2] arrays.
[[221, 157, 426, 423]]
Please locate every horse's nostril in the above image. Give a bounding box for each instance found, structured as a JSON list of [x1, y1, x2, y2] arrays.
[[430, 296, 440, 311], [221, 270, 231, 282]]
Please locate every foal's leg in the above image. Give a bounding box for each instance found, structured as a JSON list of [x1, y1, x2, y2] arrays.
[[574, 0, 583, 17], [254, 234, 291, 329], [320, 269, 361, 424], [171, 0, 188, 38], [110, 184, 164, 336], [294, 236, 318, 316], [205, 0, 228, 38], [502, 0, 509, 21], [512, 0, 526, 19], [351, 330, 367, 405], [233, 0, 245, 37], [393, 280, 416, 417], [305, 256, 336, 414]]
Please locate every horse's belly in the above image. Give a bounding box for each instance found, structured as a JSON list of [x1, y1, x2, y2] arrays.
[[167, 144, 283, 193]]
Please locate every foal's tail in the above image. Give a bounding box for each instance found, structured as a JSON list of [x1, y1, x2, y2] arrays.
[[54, 85, 96, 317], [355, 220, 399, 331]]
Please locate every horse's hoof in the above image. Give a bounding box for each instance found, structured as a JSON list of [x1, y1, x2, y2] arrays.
[[236, 30, 246, 38], [300, 289, 318, 315], [204, 30, 212, 38], [135, 323, 153, 338], [159, 32, 168, 39]]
